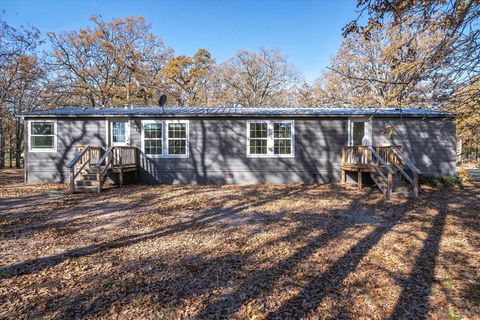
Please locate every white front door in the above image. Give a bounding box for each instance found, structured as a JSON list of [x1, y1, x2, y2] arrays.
[[110, 120, 130, 146], [349, 119, 372, 146]]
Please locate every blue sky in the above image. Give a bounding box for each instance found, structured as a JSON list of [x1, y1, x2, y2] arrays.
[[1, 0, 359, 81]]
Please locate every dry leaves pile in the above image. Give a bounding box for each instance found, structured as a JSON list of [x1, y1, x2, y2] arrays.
[[0, 169, 479, 319]]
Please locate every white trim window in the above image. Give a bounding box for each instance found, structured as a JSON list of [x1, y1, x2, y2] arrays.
[[28, 120, 57, 152], [143, 121, 163, 155], [247, 120, 295, 157], [167, 121, 188, 156], [141, 120, 189, 158]]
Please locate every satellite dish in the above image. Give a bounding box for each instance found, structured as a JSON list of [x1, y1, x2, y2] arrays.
[[159, 95, 167, 106]]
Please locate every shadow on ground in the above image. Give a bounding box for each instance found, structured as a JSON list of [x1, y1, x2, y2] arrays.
[[0, 169, 479, 319]]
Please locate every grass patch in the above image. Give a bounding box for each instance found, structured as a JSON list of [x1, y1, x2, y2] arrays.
[[420, 175, 463, 188], [447, 310, 462, 320]]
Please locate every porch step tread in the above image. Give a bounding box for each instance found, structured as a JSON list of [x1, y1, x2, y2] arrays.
[[80, 174, 98, 180], [72, 185, 97, 193], [76, 180, 97, 186], [391, 191, 413, 198]]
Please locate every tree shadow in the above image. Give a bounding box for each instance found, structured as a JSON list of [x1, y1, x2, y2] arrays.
[[0, 184, 315, 278]]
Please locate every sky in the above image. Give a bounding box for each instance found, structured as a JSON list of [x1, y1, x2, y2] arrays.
[[0, 0, 360, 81]]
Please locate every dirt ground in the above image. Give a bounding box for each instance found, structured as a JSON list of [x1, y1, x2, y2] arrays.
[[0, 169, 479, 319]]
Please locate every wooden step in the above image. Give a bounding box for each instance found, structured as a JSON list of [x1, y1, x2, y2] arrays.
[[370, 172, 414, 199], [76, 180, 97, 187], [391, 191, 413, 198], [72, 185, 98, 193], [82, 166, 105, 174], [80, 173, 97, 180]]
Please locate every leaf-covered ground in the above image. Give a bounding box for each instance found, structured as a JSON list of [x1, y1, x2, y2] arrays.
[[1, 169, 479, 319]]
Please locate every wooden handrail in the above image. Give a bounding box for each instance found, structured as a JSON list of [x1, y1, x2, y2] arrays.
[[95, 146, 114, 168], [96, 147, 114, 193], [391, 162, 414, 185], [370, 162, 388, 183], [369, 147, 395, 198], [369, 147, 396, 175], [390, 145, 420, 198], [67, 146, 90, 168], [341, 146, 370, 166], [391, 146, 422, 174], [67, 145, 104, 191]]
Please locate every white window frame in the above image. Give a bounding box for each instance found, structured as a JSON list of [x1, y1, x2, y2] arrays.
[[28, 120, 57, 152], [246, 120, 295, 158], [141, 120, 163, 157], [141, 120, 189, 158], [348, 118, 372, 146]]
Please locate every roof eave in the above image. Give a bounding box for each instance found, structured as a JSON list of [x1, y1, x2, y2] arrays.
[[19, 113, 455, 118]]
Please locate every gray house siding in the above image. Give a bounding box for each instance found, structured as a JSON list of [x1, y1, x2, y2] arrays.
[[131, 118, 346, 184], [24, 115, 456, 184], [25, 118, 107, 183], [372, 118, 456, 176]]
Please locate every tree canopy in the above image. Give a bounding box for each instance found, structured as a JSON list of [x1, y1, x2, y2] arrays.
[[0, 5, 479, 166]]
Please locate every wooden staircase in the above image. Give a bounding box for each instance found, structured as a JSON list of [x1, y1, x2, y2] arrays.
[[341, 145, 421, 199], [66, 145, 138, 193]]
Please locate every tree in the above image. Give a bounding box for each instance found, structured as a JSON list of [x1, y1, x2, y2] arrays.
[[47, 15, 172, 107], [343, 0, 480, 103], [0, 17, 43, 168], [162, 49, 215, 106], [217, 48, 298, 107], [8, 55, 47, 168], [296, 75, 346, 108], [325, 22, 449, 107], [343, 0, 480, 158]]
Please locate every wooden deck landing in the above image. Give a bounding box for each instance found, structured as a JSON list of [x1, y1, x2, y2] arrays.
[[341, 145, 421, 199], [66, 145, 139, 193]]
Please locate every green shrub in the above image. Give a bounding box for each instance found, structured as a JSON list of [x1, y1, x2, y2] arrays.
[[420, 175, 463, 189]]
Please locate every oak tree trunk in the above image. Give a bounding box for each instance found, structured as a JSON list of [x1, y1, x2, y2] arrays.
[[15, 119, 23, 168], [0, 122, 4, 169]]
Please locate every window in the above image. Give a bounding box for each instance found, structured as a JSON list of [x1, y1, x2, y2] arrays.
[[247, 120, 294, 157], [249, 122, 268, 155], [273, 122, 292, 155], [144, 122, 162, 155], [141, 120, 189, 157], [168, 122, 187, 155], [29, 120, 56, 152]]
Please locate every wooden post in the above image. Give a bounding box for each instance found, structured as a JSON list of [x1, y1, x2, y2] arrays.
[[413, 173, 419, 199], [387, 172, 393, 198], [357, 170, 362, 191], [70, 167, 75, 192], [119, 170, 124, 187], [97, 167, 102, 193]]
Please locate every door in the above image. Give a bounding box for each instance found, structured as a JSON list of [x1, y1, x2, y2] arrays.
[[109, 120, 130, 146], [349, 119, 372, 146]]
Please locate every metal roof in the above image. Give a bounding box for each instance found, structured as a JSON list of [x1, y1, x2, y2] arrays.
[[19, 106, 453, 118]]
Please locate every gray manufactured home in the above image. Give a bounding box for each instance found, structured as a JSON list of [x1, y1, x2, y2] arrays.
[[19, 107, 456, 198]]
